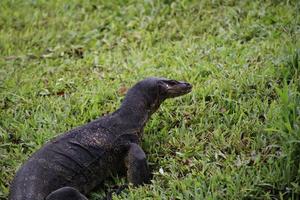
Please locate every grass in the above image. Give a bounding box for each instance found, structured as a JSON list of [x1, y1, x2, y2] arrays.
[[0, 0, 299, 199]]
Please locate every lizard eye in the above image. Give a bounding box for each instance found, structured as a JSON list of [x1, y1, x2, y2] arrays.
[[168, 80, 179, 85], [158, 80, 179, 91], [164, 80, 179, 88]]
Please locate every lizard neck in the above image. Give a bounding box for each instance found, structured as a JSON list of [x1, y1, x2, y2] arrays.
[[114, 95, 151, 137], [107, 89, 159, 139], [100, 85, 161, 139]]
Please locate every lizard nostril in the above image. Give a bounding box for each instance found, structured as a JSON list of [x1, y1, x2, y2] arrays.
[[184, 83, 192, 88]]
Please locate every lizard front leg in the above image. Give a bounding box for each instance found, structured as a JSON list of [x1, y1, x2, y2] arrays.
[[125, 143, 150, 186]]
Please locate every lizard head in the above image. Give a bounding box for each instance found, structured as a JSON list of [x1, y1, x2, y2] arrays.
[[157, 78, 193, 99], [125, 77, 192, 113]]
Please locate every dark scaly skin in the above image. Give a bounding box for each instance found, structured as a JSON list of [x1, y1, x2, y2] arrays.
[[9, 77, 192, 200]]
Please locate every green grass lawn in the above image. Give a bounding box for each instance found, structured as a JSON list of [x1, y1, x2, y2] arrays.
[[0, 0, 299, 199]]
